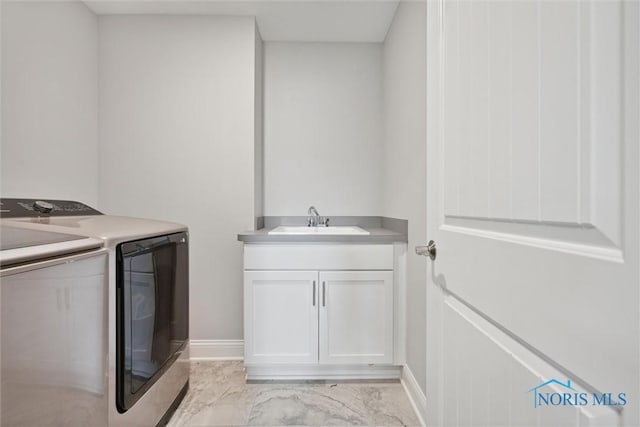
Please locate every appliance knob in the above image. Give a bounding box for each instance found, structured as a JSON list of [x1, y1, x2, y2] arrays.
[[33, 200, 54, 214]]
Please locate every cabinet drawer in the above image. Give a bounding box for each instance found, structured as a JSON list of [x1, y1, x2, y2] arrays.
[[244, 244, 393, 270]]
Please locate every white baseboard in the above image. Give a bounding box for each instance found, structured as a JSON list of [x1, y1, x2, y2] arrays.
[[189, 340, 244, 360], [401, 365, 427, 427]]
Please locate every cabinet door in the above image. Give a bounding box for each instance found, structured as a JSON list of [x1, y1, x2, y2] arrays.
[[319, 271, 394, 365], [244, 271, 319, 364]]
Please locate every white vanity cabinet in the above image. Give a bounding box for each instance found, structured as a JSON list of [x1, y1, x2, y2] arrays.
[[243, 244, 401, 379]]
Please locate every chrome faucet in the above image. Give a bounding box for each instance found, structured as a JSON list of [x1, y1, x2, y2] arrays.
[[307, 206, 320, 227], [307, 206, 328, 227]]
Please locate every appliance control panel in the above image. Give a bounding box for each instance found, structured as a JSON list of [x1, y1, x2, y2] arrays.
[[0, 198, 103, 218]]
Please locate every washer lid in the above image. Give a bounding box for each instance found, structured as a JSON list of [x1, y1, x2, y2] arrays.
[[1, 225, 85, 250], [1, 225, 103, 267], [3, 215, 187, 248]]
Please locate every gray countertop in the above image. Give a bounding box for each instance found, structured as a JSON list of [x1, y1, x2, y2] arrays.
[[237, 216, 408, 244]]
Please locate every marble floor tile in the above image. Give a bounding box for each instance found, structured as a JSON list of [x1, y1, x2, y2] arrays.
[[167, 361, 421, 427], [248, 384, 370, 426], [167, 361, 256, 427], [357, 384, 421, 426]]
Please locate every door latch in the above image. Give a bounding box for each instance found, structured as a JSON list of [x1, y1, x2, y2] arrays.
[[415, 240, 436, 260]]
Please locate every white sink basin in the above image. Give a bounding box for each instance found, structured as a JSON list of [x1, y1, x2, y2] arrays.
[[268, 226, 370, 235]]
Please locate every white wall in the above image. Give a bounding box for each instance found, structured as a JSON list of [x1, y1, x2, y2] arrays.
[[1, 1, 99, 206], [98, 15, 261, 341], [383, 2, 427, 394], [263, 42, 383, 216]]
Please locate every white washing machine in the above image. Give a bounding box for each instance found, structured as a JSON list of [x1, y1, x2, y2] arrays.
[[1, 224, 108, 426], [1, 198, 190, 427]]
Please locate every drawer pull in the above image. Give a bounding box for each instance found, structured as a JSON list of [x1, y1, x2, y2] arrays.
[[322, 281, 326, 307], [313, 280, 316, 306]]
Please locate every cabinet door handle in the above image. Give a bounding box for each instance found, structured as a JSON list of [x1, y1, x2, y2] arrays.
[[322, 281, 326, 307], [313, 280, 316, 306]]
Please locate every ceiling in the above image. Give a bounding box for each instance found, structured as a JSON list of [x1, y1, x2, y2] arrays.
[[83, 1, 400, 42]]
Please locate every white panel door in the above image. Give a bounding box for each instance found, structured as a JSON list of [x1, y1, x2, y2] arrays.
[[426, 0, 638, 425], [244, 271, 319, 364], [319, 271, 394, 365]]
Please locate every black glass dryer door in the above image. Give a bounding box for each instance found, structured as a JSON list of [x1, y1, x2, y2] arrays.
[[116, 232, 188, 412]]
